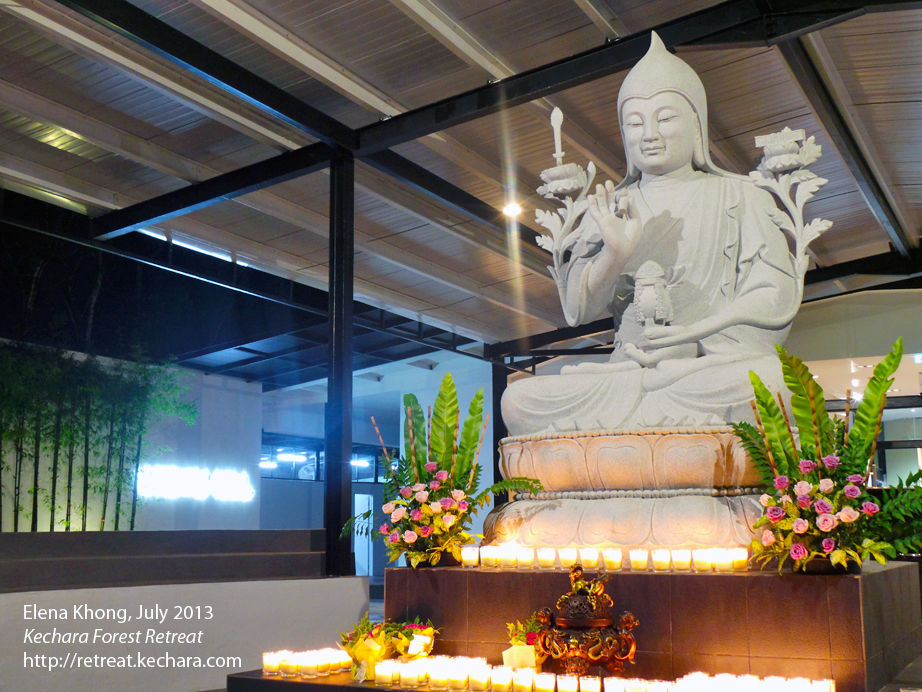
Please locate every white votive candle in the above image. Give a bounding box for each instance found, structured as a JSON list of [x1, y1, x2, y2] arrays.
[[693, 548, 714, 572], [469, 665, 492, 691], [558, 548, 578, 568], [602, 548, 622, 570], [317, 649, 332, 676], [557, 675, 579, 692], [400, 662, 420, 688], [534, 672, 556, 692], [500, 543, 519, 568], [480, 545, 500, 568], [713, 548, 734, 572], [537, 548, 557, 569], [279, 650, 299, 677], [448, 663, 468, 690], [263, 651, 282, 676], [671, 549, 692, 571], [492, 666, 514, 692], [579, 547, 600, 569], [629, 549, 649, 571], [517, 546, 536, 569], [602, 677, 625, 692], [375, 661, 395, 686], [651, 549, 671, 571], [732, 547, 749, 571], [427, 661, 449, 689], [462, 546, 480, 567], [579, 677, 601, 692], [513, 667, 535, 692]]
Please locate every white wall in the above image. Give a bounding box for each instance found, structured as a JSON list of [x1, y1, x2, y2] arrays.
[[135, 372, 262, 531], [0, 578, 367, 692]]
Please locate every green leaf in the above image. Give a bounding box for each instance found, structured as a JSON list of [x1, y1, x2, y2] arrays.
[[455, 388, 484, 484], [750, 371, 797, 475], [403, 393, 428, 479], [777, 345, 834, 458], [829, 549, 847, 567], [776, 518, 794, 531], [430, 374, 459, 469], [845, 338, 903, 475], [732, 421, 773, 488]]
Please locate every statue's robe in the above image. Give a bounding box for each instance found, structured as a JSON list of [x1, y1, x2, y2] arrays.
[[502, 172, 797, 436]]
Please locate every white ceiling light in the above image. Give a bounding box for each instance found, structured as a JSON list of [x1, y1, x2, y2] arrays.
[[503, 202, 522, 217]]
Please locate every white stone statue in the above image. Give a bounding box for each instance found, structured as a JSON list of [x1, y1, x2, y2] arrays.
[[503, 33, 827, 437], [486, 33, 832, 549]]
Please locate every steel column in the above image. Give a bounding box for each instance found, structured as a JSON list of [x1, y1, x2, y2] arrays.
[[324, 154, 355, 576]]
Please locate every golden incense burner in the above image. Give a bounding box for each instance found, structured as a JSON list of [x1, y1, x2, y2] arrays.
[[534, 565, 638, 676]]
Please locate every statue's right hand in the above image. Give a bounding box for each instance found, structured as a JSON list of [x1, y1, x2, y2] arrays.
[[587, 181, 641, 258]]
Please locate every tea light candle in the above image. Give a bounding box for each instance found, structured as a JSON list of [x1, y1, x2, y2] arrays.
[[558, 548, 578, 568], [448, 663, 468, 690], [623, 681, 646, 692], [651, 549, 671, 571], [469, 665, 492, 691], [513, 667, 535, 692], [537, 548, 557, 569], [629, 549, 649, 571], [670, 549, 692, 571], [517, 546, 536, 569], [279, 651, 299, 677], [316, 649, 332, 676], [692, 548, 714, 572], [602, 548, 622, 570], [602, 678, 625, 692], [462, 546, 480, 567], [579, 676, 601, 692], [375, 661, 396, 686], [263, 651, 282, 676], [492, 666, 514, 692], [427, 661, 449, 689], [534, 672, 556, 692], [400, 662, 420, 688], [579, 547, 600, 569], [480, 545, 500, 568], [732, 547, 749, 571], [713, 548, 734, 572], [557, 675, 579, 692], [500, 542, 519, 568]]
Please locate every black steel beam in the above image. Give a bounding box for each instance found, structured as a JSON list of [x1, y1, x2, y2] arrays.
[[53, 0, 355, 150], [94, 143, 335, 239], [827, 395, 922, 412], [324, 155, 355, 577], [805, 249, 922, 285], [777, 39, 915, 257]]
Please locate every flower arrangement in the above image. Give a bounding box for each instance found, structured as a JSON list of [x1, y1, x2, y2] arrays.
[[734, 338, 922, 571], [339, 613, 437, 678], [506, 613, 541, 646], [343, 373, 543, 568]]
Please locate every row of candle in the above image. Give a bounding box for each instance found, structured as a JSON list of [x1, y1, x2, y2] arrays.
[[262, 648, 351, 677], [462, 546, 749, 573]]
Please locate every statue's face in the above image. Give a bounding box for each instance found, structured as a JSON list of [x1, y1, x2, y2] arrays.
[[621, 92, 699, 176]]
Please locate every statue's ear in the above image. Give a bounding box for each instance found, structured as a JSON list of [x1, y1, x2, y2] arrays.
[[692, 113, 706, 169]]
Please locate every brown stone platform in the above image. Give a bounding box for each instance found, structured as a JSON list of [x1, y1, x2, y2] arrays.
[[382, 562, 920, 692]]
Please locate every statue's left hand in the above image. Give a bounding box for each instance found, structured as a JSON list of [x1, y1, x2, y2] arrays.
[[642, 324, 696, 348]]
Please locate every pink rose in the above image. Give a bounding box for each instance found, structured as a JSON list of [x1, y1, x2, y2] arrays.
[[429, 481, 441, 491], [822, 538, 836, 553], [861, 501, 880, 516], [766, 506, 786, 523], [451, 489, 466, 501], [415, 490, 430, 503], [792, 518, 809, 534], [780, 494, 792, 505], [526, 632, 538, 646], [822, 455, 841, 470], [403, 530, 418, 544], [425, 462, 438, 473], [819, 478, 834, 494], [388, 532, 400, 544], [380, 522, 390, 534], [798, 459, 817, 475], [457, 500, 469, 512], [796, 494, 812, 509], [761, 529, 776, 546], [382, 502, 396, 514], [391, 507, 407, 522], [793, 481, 813, 497], [837, 506, 860, 523], [759, 494, 772, 507], [412, 483, 426, 492], [774, 476, 790, 490], [442, 514, 456, 528], [410, 508, 422, 522], [816, 513, 839, 532], [420, 525, 432, 537], [429, 501, 443, 513], [843, 485, 861, 499], [435, 470, 449, 482], [814, 499, 833, 514], [790, 543, 808, 561], [440, 497, 455, 509], [846, 474, 864, 485], [399, 486, 413, 499]]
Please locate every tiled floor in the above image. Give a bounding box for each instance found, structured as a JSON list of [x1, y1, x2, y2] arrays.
[[882, 653, 922, 691]]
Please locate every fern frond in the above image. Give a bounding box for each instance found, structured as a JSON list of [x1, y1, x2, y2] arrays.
[[731, 421, 773, 488]]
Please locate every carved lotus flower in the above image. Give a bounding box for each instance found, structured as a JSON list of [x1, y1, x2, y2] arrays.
[[537, 163, 586, 197]]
